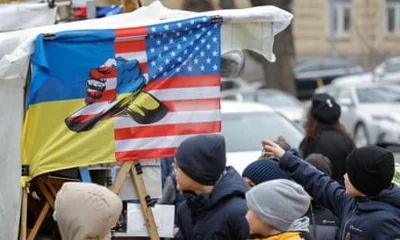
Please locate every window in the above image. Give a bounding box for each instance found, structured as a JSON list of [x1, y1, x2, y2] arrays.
[[328, 0, 352, 36], [386, 0, 400, 34]]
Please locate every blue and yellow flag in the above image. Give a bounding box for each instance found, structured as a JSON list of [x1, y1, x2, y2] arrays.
[[22, 16, 223, 184]]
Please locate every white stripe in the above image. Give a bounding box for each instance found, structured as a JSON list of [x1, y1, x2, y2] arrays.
[[115, 36, 145, 42], [116, 51, 147, 63], [114, 110, 221, 129], [115, 133, 221, 152], [105, 78, 117, 90], [148, 86, 220, 101], [70, 101, 118, 117]]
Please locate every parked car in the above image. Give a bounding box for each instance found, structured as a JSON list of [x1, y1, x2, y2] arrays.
[[294, 58, 365, 100], [221, 101, 304, 174], [373, 56, 400, 83], [221, 89, 305, 125], [315, 83, 400, 148]]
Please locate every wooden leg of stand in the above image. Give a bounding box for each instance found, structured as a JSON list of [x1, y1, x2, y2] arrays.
[[130, 161, 159, 240], [19, 190, 27, 240], [37, 179, 55, 209], [109, 162, 134, 194], [27, 202, 50, 240]]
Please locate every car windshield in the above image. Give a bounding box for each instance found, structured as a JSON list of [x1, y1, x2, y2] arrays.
[[242, 92, 301, 107], [356, 86, 400, 103], [222, 112, 304, 152]]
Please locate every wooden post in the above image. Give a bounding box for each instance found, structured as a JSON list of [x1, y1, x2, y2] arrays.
[[110, 161, 160, 240], [19, 190, 27, 240]]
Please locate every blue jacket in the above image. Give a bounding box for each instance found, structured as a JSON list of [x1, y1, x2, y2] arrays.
[[280, 151, 400, 240], [176, 167, 249, 240]]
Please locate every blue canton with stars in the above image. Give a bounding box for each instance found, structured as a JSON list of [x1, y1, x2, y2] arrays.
[[145, 16, 222, 81]]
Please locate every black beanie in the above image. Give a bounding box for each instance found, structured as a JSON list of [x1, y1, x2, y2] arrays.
[[346, 146, 395, 196], [175, 134, 226, 186], [311, 93, 341, 124], [242, 158, 290, 185]]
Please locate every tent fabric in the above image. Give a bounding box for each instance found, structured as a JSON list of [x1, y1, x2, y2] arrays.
[[0, 2, 58, 31]]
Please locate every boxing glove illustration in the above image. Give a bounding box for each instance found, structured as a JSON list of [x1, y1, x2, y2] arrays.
[[65, 57, 168, 132]]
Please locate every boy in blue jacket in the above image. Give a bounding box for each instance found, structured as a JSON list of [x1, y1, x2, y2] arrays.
[[262, 140, 400, 240]]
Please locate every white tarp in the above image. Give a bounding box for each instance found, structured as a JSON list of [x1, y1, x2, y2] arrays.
[[0, 3, 58, 31], [0, 2, 292, 239]]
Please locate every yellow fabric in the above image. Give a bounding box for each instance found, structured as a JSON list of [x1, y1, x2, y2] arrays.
[[21, 98, 117, 185], [251, 231, 302, 240]]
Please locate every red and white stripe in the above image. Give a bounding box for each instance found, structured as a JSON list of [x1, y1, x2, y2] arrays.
[[113, 27, 222, 161]]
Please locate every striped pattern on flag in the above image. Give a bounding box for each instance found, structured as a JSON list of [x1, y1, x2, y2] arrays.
[[113, 18, 222, 161]]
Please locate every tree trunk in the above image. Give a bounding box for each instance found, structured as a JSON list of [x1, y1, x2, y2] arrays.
[[182, 0, 215, 12], [249, 0, 296, 95]]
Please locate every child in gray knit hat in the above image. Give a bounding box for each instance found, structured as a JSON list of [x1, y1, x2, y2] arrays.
[[246, 179, 310, 239]]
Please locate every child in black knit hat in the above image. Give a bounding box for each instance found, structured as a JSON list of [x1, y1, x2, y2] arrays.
[[262, 140, 400, 239]]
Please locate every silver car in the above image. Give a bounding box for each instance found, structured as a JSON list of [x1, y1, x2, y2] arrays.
[[315, 83, 400, 147]]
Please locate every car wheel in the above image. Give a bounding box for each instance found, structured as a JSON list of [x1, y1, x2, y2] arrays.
[[354, 123, 370, 148]]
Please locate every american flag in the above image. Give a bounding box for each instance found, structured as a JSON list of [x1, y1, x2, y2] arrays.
[[112, 16, 222, 161]]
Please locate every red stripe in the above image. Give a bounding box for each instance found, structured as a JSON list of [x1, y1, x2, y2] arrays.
[[115, 39, 146, 54], [66, 114, 112, 122], [115, 121, 221, 140], [97, 89, 116, 102], [140, 62, 148, 74], [115, 27, 148, 38], [145, 75, 220, 91], [116, 147, 177, 161], [162, 98, 220, 112]]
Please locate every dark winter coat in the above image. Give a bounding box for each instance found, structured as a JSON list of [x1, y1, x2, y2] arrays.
[[306, 202, 340, 240], [300, 125, 355, 185], [280, 151, 400, 240], [176, 167, 249, 240]]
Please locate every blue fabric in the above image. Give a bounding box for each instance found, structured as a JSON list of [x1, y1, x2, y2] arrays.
[[176, 167, 249, 240], [280, 151, 400, 239]]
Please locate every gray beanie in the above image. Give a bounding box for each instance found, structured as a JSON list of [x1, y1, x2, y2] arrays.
[[246, 179, 310, 231]]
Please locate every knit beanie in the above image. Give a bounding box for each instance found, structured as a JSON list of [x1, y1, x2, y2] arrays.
[[175, 134, 226, 185], [346, 146, 395, 196], [311, 93, 341, 124], [246, 179, 310, 231], [305, 153, 333, 177], [242, 158, 291, 185]]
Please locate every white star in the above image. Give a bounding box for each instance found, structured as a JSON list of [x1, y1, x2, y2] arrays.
[[201, 27, 206, 31], [194, 58, 199, 64], [213, 64, 218, 70], [164, 46, 169, 51], [169, 39, 174, 44], [150, 48, 155, 53], [171, 64, 175, 68], [165, 58, 170, 64], [200, 65, 205, 71], [189, 53, 193, 58], [202, 17, 207, 22], [164, 25, 169, 30], [195, 46, 200, 51], [176, 67, 181, 72], [177, 43, 182, 49], [190, 41, 194, 46], [158, 66, 163, 72], [200, 51, 205, 57], [213, 50, 218, 56], [163, 33, 168, 38], [196, 34, 201, 39], [182, 61, 187, 66], [152, 74, 157, 79], [158, 53, 162, 58], [214, 24, 218, 28], [213, 37, 218, 42], [150, 35, 154, 39], [156, 40, 161, 45], [185, 27, 189, 31], [190, 20, 195, 25], [177, 22, 182, 28], [164, 72, 168, 76], [197, 24, 201, 28], [151, 27, 156, 32], [206, 44, 211, 49], [189, 30, 193, 34], [188, 65, 192, 71], [206, 58, 211, 64], [178, 57, 182, 62], [176, 32, 181, 37], [207, 31, 212, 36], [151, 61, 156, 66], [183, 36, 187, 42], [184, 49, 188, 54], [171, 51, 176, 57], [201, 38, 206, 43]]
